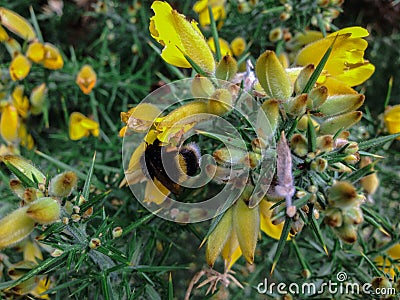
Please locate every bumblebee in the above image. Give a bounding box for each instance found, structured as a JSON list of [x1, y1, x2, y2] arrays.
[[141, 139, 201, 195]]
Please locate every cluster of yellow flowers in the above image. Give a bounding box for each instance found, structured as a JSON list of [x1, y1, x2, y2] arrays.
[[0, 7, 101, 150], [120, 2, 400, 289]]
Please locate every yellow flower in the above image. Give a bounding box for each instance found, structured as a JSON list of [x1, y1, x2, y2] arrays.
[[26, 41, 45, 63], [207, 37, 232, 56], [30, 277, 51, 299], [69, 112, 99, 140], [76, 65, 97, 94], [9, 53, 31, 81], [0, 102, 19, 143], [42, 43, 64, 69], [295, 27, 375, 95], [18, 123, 34, 149], [206, 198, 287, 270], [230, 37, 246, 57], [12, 85, 30, 119], [0, 7, 36, 41], [193, 0, 226, 28], [149, 1, 215, 73], [375, 243, 400, 279], [384, 105, 400, 140]]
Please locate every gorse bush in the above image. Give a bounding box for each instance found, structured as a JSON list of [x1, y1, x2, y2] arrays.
[[0, 1, 399, 299]]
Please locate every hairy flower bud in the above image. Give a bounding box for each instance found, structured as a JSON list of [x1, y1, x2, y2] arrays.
[[319, 111, 362, 135], [290, 134, 308, 157], [191, 75, 215, 98], [0, 207, 35, 249], [26, 197, 61, 224], [207, 89, 233, 115], [215, 55, 238, 81], [49, 171, 78, 197]]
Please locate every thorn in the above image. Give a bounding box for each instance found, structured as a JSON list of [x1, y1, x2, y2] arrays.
[[270, 261, 277, 275]]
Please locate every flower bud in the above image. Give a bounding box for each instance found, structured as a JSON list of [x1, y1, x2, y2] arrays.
[[0, 7, 36, 41], [286, 94, 308, 116], [310, 157, 328, 172], [49, 171, 78, 197], [360, 157, 379, 195], [290, 134, 308, 157], [335, 223, 357, 244], [344, 207, 363, 225], [191, 74, 215, 98], [319, 111, 362, 135], [331, 162, 352, 173], [51, 249, 63, 257], [328, 181, 358, 208], [89, 237, 101, 249], [371, 277, 392, 290], [294, 64, 314, 95], [316, 135, 333, 152], [297, 115, 319, 131], [319, 94, 365, 116], [0, 206, 35, 249], [324, 208, 343, 227], [255, 50, 292, 100], [207, 89, 233, 115], [30, 83, 47, 115], [112, 226, 123, 238], [215, 55, 238, 81], [206, 207, 233, 267], [71, 214, 81, 222], [23, 187, 44, 203], [251, 138, 266, 154], [9, 179, 25, 198], [261, 99, 280, 134], [308, 86, 328, 109], [269, 27, 283, 42], [1, 155, 46, 185], [343, 154, 359, 165], [302, 269, 311, 279], [230, 37, 246, 57], [233, 197, 259, 264], [26, 197, 60, 224]]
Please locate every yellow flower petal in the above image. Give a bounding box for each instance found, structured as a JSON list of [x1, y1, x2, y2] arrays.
[[144, 177, 170, 205], [26, 42, 45, 63], [259, 200, 290, 241], [69, 112, 99, 140], [207, 37, 232, 56], [0, 24, 9, 41], [9, 53, 31, 81], [0, 7, 36, 41], [295, 26, 374, 90], [193, 0, 226, 28], [0, 103, 19, 143], [76, 64, 97, 94], [30, 277, 51, 299], [18, 123, 34, 149], [375, 244, 400, 279], [42, 43, 64, 69], [150, 1, 215, 73], [384, 105, 400, 140], [12, 85, 30, 118], [23, 240, 43, 263], [230, 37, 246, 57]]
